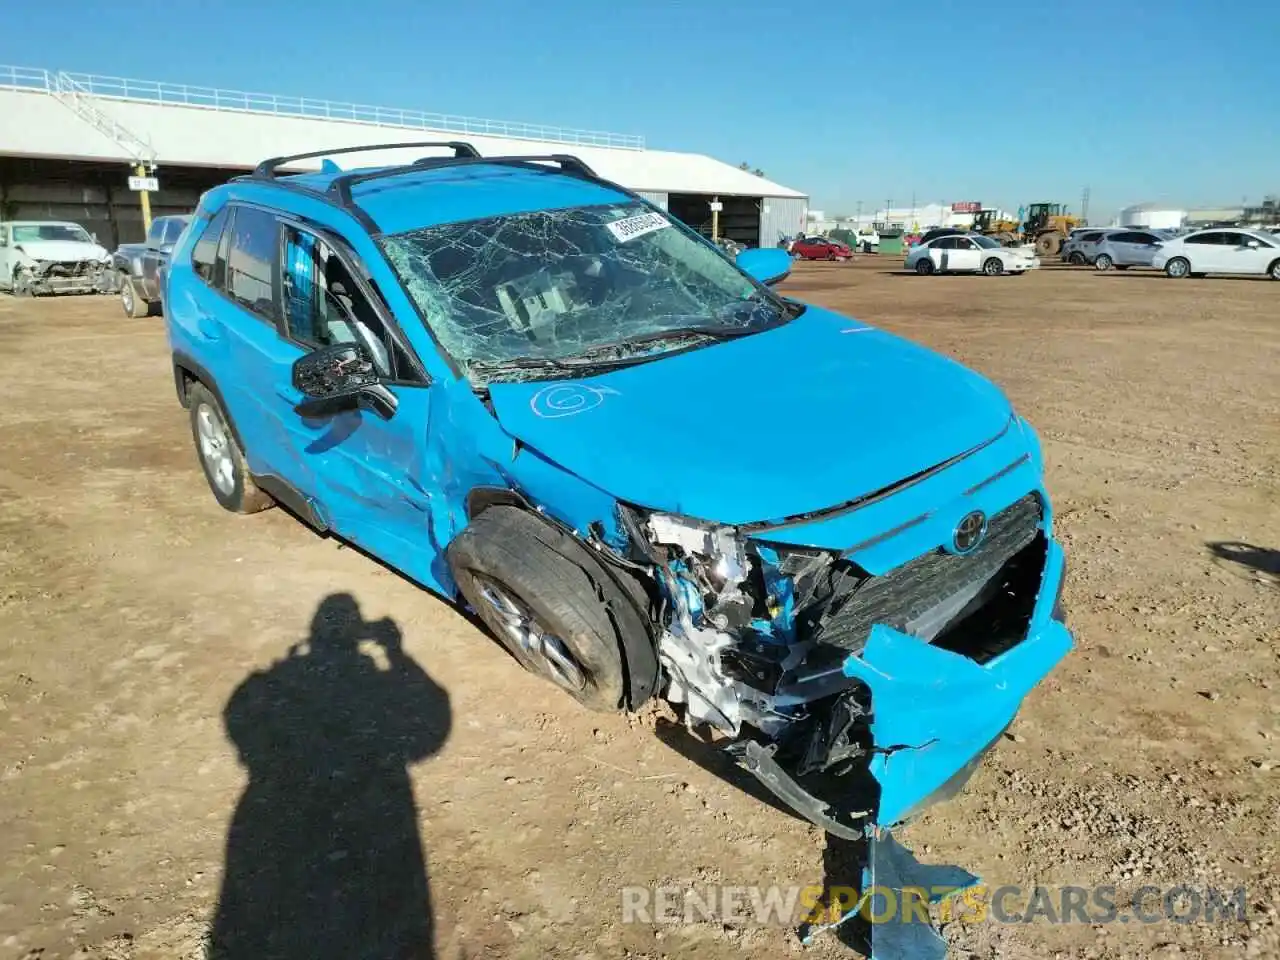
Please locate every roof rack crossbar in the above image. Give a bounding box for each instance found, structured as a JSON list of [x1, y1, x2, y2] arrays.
[[327, 153, 601, 210], [250, 141, 480, 179]]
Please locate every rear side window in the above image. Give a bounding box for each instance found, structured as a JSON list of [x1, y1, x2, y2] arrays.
[[191, 208, 231, 283], [226, 206, 280, 320], [1109, 232, 1139, 243]]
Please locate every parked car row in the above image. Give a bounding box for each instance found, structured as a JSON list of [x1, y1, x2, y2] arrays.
[[1058, 225, 1280, 278], [0, 214, 196, 315]]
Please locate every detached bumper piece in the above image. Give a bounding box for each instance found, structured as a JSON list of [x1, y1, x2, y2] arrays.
[[729, 537, 1072, 832]]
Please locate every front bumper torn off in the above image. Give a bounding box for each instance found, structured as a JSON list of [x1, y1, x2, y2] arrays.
[[730, 538, 1072, 831]]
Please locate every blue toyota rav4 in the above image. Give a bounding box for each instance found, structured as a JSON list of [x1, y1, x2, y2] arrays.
[[165, 142, 1072, 835]]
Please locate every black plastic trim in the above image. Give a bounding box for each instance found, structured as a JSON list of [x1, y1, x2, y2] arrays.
[[740, 416, 1016, 535], [253, 474, 327, 531], [171, 352, 246, 450]]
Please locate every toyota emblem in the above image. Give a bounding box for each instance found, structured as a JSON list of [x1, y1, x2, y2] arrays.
[[953, 510, 988, 553]]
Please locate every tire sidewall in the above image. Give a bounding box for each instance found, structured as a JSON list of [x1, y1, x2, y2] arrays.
[[448, 510, 635, 712], [984, 257, 1003, 276], [1166, 257, 1190, 279], [121, 279, 136, 317], [188, 384, 250, 511], [915, 258, 933, 275], [1096, 255, 1113, 271]]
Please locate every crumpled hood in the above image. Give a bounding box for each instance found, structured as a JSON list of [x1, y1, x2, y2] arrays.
[[14, 240, 109, 262], [487, 305, 1013, 524]]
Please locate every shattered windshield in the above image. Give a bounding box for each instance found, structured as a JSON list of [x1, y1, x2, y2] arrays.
[[12, 224, 93, 244], [380, 202, 793, 383]]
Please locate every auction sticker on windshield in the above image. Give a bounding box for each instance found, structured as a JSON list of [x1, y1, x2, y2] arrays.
[[606, 212, 670, 243]]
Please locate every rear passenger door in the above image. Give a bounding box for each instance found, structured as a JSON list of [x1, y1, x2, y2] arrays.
[[211, 204, 322, 497], [1219, 231, 1273, 274]]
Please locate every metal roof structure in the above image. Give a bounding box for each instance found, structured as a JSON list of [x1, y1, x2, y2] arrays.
[[0, 65, 806, 200]]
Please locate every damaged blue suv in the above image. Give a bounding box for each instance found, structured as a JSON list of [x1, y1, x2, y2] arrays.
[[165, 142, 1072, 836]]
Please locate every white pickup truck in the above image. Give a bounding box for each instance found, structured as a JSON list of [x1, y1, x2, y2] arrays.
[[0, 221, 112, 296]]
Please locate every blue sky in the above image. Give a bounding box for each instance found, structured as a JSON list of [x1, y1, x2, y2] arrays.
[[5, 1, 1278, 220]]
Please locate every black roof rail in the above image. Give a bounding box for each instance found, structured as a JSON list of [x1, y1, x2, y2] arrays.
[[233, 145, 620, 235], [327, 153, 600, 208], [249, 141, 480, 179]]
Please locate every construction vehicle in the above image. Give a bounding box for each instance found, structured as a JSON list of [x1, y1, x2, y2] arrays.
[[1022, 203, 1083, 257], [971, 209, 1021, 246]]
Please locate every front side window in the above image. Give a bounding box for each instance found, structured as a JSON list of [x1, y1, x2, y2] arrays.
[[164, 218, 190, 245], [381, 203, 792, 383], [11, 223, 92, 244], [972, 236, 1000, 249], [280, 225, 417, 381], [226, 206, 279, 320], [191, 208, 231, 284]]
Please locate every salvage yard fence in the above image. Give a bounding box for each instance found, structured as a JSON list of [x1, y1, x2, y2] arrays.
[[0, 65, 646, 150]]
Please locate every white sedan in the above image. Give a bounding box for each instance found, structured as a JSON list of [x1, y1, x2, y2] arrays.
[[1151, 228, 1280, 280], [906, 234, 1039, 276]]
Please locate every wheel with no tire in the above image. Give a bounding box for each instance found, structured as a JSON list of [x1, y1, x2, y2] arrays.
[[1165, 257, 1190, 279], [448, 506, 655, 712], [983, 257, 1004, 276], [187, 382, 273, 514], [1094, 254, 1113, 271], [120, 277, 150, 318], [914, 257, 935, 275]]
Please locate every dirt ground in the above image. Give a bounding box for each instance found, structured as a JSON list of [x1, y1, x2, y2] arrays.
[[1, 258, 1277, 960]]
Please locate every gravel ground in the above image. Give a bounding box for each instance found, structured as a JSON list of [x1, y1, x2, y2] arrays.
[[0, 257, 1277, 959]]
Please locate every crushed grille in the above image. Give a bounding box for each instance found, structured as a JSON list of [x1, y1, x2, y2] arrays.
[[807, 494, 1044, 653]]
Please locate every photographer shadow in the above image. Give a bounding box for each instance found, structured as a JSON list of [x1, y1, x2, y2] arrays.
[[209, 593, 452, 960]]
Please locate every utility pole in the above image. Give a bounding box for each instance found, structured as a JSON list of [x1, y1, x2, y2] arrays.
[[1081, 186, 1090, 225]]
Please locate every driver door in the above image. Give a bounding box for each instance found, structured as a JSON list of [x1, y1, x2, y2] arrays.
[[948, 236, 982, 272], [275, 221, 441, 587]]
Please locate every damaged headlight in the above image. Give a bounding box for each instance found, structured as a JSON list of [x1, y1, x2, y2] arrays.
[[622, 508, 756, 631]]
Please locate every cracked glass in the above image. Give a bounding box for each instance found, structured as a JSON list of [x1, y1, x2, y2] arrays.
[[380, 203, 791, 383]]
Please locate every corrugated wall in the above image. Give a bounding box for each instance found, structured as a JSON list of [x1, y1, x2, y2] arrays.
[[637, 191, 668, 209], [759, 196, 808, 248]]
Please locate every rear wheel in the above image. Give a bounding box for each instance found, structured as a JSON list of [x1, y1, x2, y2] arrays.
[[914, 257, 935, 275], [983, 257, 1004, 276], [120, 277, 150, 318], [1165, 257, 1191, 279], [1094, 254, 1114, 271], [448, 506, 654, 712], [187, 382, 273, 514], [1069, 251, 1086, 265], [1269, 259, 1280, 281]]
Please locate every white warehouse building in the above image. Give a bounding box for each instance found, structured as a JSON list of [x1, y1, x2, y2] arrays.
[[1116, 203, 1187, 230], [0, 66, 808, 249]]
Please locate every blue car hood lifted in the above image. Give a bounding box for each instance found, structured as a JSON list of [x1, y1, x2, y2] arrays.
[[486, 307, 1012, 526]]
